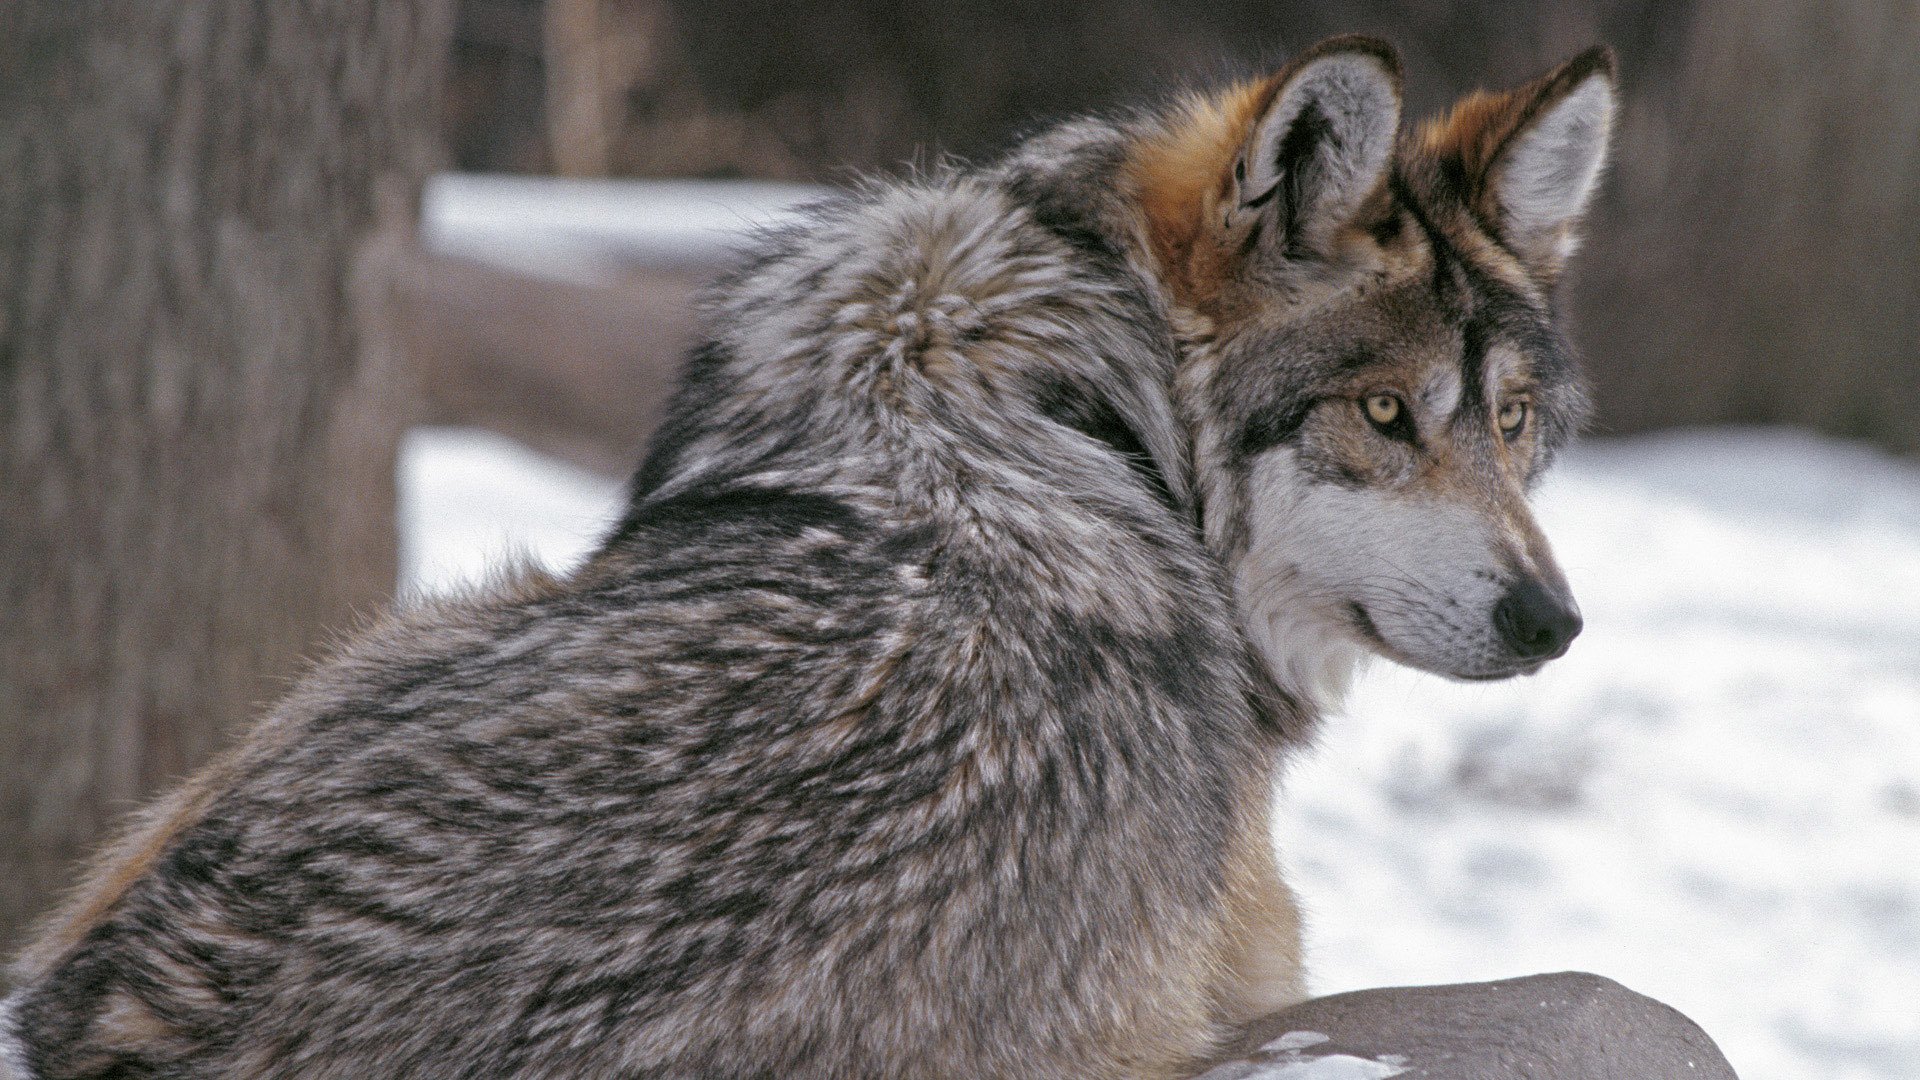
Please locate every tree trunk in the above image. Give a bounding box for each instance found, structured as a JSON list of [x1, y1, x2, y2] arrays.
[[0, 0, 454, 966]]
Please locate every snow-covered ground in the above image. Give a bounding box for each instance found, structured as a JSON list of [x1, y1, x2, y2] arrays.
[[399, 424, 1920, 1080], [422, 174, 818, 283]]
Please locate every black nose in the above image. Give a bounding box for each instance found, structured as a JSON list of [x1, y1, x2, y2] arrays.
[[1493, 579, 1583, 661]]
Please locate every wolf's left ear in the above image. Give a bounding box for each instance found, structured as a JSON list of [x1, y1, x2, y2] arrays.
[[1231, 36, 1403, 258], [1478, 47, 1618, 271]]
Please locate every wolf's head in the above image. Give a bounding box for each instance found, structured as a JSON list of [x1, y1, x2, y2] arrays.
[[1128, 38, 1615, 707]]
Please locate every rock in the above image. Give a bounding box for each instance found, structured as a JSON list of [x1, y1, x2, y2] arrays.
[[1200, 972, 1738, 1079]]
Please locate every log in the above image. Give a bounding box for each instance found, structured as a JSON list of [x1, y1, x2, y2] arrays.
[[393, 248, 701, 476]]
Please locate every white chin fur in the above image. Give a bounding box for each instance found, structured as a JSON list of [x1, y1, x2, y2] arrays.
[[1241, 585, 1373, 715]]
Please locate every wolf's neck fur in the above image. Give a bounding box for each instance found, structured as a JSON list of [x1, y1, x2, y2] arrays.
[[631, 171, 1187, 517], [1244, 590, 1372, 717], [622, 121, 1331, 745]]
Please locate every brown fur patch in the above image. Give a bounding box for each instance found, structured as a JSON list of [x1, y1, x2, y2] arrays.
[[1213, 790, 1305, 1025], [91, 991, 176, 1050], [1128, 36, 1403, 312], [1128, 77, 1274, 306]]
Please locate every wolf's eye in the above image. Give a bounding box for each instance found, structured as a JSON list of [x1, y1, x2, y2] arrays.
[[1498, 398, 1530, 438], [1362, 393, 1403, 429]]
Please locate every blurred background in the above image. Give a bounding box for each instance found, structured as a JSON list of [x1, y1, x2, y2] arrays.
[[2, 2, 1915, 1078]]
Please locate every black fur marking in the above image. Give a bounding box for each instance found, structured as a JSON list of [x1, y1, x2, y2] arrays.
[[1274, 102, 1336, 256], [1346, 602, 1389, 648], [1242, 652, 1312, 745], [1034, 377, 1179, 514], [1234, 398, 1317, 460], [1234, 216, 1267, 259], [1389, 171, 1463, 302], [1240, 182, 1282, 212], [1000, 163, 1128, 270], [1460, 315, 1492, 418], [1384, 169, 1574, 439], [608, 485, 866, 557], [1433, 148, 1526, 265], [1327, 345, 1384, 376], [1457, 282, 1553, 426], [1367, 209, 1405, 246]]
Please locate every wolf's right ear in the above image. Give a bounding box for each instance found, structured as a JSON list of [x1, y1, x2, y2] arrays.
[[1229, 37, 1403, 259], [1421, 46, 1617, 278]]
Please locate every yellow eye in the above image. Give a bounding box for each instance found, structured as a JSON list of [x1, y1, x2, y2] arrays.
[[1498, 398, 1529, 436], [1363, 394, 1402, 427]]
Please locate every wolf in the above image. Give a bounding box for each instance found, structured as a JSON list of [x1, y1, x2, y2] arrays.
[[2, 36, 1612, 1080]]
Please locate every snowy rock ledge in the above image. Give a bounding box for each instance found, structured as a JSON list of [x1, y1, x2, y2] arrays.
[[1197, 972, 1738, 1079]]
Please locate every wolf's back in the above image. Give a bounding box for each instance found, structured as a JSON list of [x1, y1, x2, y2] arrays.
[[1, 162, 1269, 1079]]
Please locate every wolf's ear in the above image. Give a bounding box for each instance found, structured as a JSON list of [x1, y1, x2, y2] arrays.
[[1473, 47, 1617, 272], [1230, 36, 1403, 258]]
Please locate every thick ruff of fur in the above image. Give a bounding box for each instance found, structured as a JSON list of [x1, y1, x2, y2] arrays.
[[3, 37, 1613, 1080]]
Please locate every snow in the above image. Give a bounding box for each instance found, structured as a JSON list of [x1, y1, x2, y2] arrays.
[[398, 424, 1920, 1080], [421, 174, 820, 284], [1195, 1031, 1409, 1080], [397, 428, 625, 597], [1199, 1049, 1409, 1080]]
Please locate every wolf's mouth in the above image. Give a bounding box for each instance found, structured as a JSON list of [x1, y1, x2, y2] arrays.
[[1346, 602, 1547, 681], [1344, 600, 1431, 672], [1454, 662, 1547, 682]]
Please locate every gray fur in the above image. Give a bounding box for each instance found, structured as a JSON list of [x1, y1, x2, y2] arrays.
[[4, 38, 1608, 1079], [0, 997, 26, 1080], [1236, 50, 1401, 260], [1492, 73, 1616, 264]]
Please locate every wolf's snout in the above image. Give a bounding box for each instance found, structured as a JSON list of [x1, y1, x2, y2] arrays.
[[1493, 579, 1583, 662]]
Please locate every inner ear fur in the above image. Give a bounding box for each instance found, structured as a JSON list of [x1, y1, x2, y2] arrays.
[[1424, 46, 1618, 273], [1232, 36, 1405, 258]]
